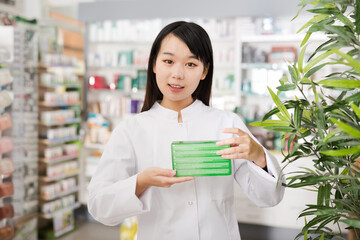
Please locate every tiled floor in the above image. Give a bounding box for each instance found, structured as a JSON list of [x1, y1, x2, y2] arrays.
[[61, 221, 120, 240]]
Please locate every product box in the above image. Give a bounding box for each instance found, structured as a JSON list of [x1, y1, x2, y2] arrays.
[[171, 141, 231, 177]]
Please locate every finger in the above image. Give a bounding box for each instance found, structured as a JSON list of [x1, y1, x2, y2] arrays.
[[216, 146, 240, 155], [167, 177, 194, 185], [154, 168, 176, 177], [222, 128, 247, 136], [216, 137, 240, 146], [221, 153, 246, 160]]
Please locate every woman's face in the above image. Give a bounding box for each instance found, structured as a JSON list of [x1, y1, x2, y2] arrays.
[[153, 34, 208, 111]]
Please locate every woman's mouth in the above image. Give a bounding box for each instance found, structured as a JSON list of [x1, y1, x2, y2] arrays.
[[168, 84, 184, 92]]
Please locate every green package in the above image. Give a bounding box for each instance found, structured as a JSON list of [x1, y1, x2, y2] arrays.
[[171, 141, 231, 177]]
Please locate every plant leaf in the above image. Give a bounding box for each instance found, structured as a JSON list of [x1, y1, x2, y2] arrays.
[[301, 32, 312, 47], [331, 48, 360, 73], [268, 87, 291, 121], [334, 13, 355, 29], [304, 63, 327, 78], [350, 102, 360, 119], [318, 79, 360, 89], [320, 145, 360, 156], [250, 120, 289, 127], [277, 84, 296, 91], [304, 49, 335, 73], [339, 218, 360, 229], [298, 44, 308, 73], [297, 14, 329, 33], [330, 117, 360, 138]]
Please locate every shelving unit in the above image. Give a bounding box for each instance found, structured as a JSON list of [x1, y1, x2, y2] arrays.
[[0, 24, 40, 240], [37, 25, 84, 236]]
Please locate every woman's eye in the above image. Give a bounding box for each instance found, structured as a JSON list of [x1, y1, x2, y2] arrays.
[[164, 60, 173, 64], [186, 63, 196, 67]]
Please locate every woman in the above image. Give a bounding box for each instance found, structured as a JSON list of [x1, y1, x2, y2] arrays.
[[88, 21, 284, 240]]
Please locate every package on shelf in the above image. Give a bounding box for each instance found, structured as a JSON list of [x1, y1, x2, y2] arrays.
[[13, 217, 37, 240], [0, 90, 13, 110], [40, 109, 76, 124], [0, 113, 12, 131], [41, 53, 78, 67], [45, 160, 78, 178], [0, 67, 13, 87], [41, 194, 76, 215], [40, 126, 77, 140], [40, 72, 79, 86], [86, 154, 101, 177], [0, 158, 14, 177], [88, 19, 162, 42], [11, 198, 38, 218], [40, 177, 77, 200], [268, 46, 297, 63], [43, 91, 80, 105], [42, 143, 79, 159], [0, 136, 14, 154], [85, 113, 111, 144]]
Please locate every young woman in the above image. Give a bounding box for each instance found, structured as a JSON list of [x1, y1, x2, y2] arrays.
[[88, 21, 284, 240]]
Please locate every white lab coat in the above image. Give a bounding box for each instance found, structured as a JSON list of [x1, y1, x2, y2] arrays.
[[88, 100, 285, 240]]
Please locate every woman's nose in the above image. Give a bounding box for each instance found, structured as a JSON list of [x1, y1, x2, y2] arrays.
[[172, 64, 184, 79]]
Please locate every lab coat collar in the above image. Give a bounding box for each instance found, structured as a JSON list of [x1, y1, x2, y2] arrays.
[[150, 99, 206, 122]]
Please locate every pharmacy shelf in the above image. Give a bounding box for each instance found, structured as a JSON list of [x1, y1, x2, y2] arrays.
[[39, 202, 81, 219], [39, 83, 81, 89], [39, 118, 81, 127], [39, 154, 79, 165], [40, 187, 79, 202], [39, 101, 81, 107], [39, 136, 80, 146], [40, 171, 79, 183]]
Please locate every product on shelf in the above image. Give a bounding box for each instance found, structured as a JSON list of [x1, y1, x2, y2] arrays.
[[0, 182, 14, 198], [0, 137, 13, 154], [0, 225, 15, 240], [0, 158, 14, 177], [0, 205, 14, 220], [0, 114, 12, 131], [0, 90, 13, 110]]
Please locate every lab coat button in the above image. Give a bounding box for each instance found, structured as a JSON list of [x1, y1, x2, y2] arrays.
[[188, 201, 193, 205], [179, 123, 183, 128]]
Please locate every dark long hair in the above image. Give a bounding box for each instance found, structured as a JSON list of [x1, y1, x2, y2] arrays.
[[141, 21, 214, 112]]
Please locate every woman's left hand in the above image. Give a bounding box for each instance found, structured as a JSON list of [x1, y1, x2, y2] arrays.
[[216, 128, 266, 168]]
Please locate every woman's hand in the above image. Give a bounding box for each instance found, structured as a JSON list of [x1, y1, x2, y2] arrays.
[[216, 128, 266, 168], [136, 167, 194, 197]]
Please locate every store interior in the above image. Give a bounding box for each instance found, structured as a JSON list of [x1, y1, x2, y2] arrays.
[[0, 0, 356, 240]]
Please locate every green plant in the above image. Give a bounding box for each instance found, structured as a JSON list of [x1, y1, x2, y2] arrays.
[[251, 0, 360, 239]]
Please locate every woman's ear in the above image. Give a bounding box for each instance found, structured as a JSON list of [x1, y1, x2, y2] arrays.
[[200, 64, 209, 80]]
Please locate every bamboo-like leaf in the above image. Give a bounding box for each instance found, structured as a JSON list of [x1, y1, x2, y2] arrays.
[[263, 126, 294, 133], [292, 5, 305, 21], [298, 44, 308, 73], [300, 77, 312, 85], [250, 120, 289, 127], [297, 14, 329, 33], [339, 218, 360, 229], [320, 145, 360, 156], [301, 32, 312, 47], [356, 0, 360, 34], [317, 185, 324, 205], [350, 102, 360, 119], [307, 8, 340, 14], [288, 65, 298, 83], [277, 84, 296, 91], [304, 49, 335, 73], [268, 87, 291, 121], [330, 117, 360, 138], [304, 63, 327, 78], [318, 79, 360, 89], [331, 48, 360, 73], [312, 82, 319, 102], [294, 106, 303, 129], [334, 13, 355, 29], [319, 232, 325, 240]]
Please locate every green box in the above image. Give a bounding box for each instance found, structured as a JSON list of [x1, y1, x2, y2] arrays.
[[171, 141, 231, 177]]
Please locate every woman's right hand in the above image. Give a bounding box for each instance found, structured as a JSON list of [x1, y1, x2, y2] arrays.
[[135, 167, 194, 197]]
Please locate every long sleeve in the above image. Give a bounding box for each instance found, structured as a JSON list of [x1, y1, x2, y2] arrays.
[[231, 113, 285, 207], [87, 123, 151, 226]]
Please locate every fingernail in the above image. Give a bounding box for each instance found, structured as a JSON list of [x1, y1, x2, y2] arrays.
[[216, 151, 221, 155], [172, 170, 176, 175]]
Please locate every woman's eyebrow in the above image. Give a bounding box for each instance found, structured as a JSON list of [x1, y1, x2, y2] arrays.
[[161, 52, 198, 59]]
